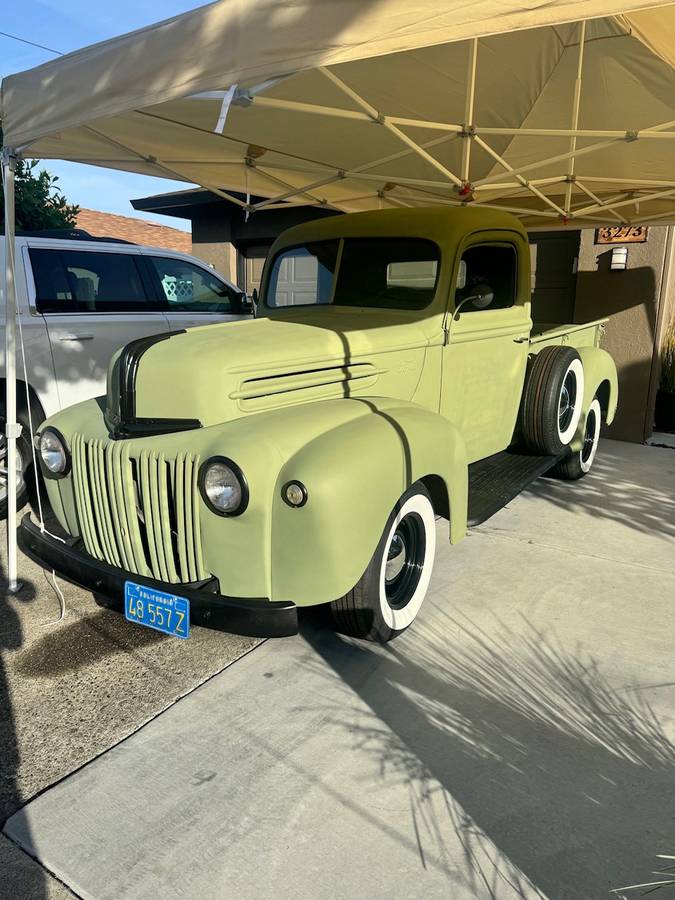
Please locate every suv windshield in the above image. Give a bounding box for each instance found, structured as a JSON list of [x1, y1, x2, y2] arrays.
[[265, 238, 440, 311]]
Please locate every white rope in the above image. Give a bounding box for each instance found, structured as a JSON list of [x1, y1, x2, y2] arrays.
[[41, 568, 66, 626], [15, 280, 66, 549]]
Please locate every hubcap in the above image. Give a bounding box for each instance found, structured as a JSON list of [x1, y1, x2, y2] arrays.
[[558, 371, 577, 435], [384, 513, 426, 610], [0, 437, 24, 504], [581, 409, 597, 463]]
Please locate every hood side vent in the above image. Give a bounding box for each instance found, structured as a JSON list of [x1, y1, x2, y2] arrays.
[[231, 362, 385, 408]]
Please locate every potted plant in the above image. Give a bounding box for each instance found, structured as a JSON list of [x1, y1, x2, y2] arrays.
[[655, 317, 675, 432]]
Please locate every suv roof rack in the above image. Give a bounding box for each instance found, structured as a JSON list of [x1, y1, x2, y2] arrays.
[[2, 228, 135, 244]]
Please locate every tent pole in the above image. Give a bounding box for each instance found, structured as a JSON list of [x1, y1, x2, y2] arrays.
[[474, 138, 619, 188], [1, 147, 21, 594], [319, 66, 464, 189], [461, 38, 479, 185], [572, 186, 675, 219], [473, 134, 566, 216], [251, 173, 343, 211], [565, 21, 587, 215], [574, 180, 627, 222]]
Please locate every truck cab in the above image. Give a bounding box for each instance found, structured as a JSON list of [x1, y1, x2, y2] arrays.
[[23, 208, 618, 643]]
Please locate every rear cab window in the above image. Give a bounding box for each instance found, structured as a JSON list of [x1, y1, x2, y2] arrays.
[[28, 248, 158, 313], [265, 238, 440, 310]]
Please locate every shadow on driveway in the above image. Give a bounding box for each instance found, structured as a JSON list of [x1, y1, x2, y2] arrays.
[[300, 608, 674, 899], [0, 572, 48, 899]]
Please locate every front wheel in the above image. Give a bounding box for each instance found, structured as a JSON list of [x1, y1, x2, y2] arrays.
[[330, 483, 436, 643], [0, 416, 31, 519]]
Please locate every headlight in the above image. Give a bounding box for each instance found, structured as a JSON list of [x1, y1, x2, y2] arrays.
[[199, 457, 248, 517], [38, 428, 70, 477]]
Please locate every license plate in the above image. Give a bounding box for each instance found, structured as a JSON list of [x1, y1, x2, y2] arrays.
[[124, 581, 190, 639]]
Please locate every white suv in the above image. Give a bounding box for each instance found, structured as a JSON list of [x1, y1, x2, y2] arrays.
[[0, 230, 251, 515]]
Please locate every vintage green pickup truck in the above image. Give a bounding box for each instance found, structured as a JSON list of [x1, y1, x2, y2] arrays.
[[22, 207, 617, 642]]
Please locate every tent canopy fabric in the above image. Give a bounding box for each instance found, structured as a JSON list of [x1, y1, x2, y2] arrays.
[[2, 0, 675, 228]]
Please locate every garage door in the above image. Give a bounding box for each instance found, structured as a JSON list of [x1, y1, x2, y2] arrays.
[[243, 245, 270, 296]]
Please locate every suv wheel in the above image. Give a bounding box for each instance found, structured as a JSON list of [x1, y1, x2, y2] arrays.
[[0, 414, 31, 519]]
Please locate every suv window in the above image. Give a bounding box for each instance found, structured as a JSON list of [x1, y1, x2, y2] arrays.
[[29, 249, 155, 313], [266, 238, 440, 310], [455, 244, 517, 312], [148, 256, 240, 313]]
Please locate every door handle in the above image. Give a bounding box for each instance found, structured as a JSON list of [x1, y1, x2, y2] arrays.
[[59, 334, 94, 341], [513, 336, 529, 343]]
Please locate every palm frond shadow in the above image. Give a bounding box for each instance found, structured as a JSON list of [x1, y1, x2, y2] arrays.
[[300, 610, 675, 899]]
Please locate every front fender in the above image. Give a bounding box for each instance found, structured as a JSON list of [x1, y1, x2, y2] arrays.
[[570, 347, 619, 452], [270, 398, 468, 606]]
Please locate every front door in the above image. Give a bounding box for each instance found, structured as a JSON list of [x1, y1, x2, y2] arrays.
[[143, 254, 246, 331], [441, 235, 532, 462], [28, 245, 170, 412]]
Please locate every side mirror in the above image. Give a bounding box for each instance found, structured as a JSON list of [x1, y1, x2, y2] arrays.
[[235, 292, 253, 314], [465, 282, 494, 310]]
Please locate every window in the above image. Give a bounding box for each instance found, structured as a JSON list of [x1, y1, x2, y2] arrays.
[[148, 257, 240, 313], [265, 238, 440, 310], [30, 249, 154, 314], [454, 244, 517, 312], [266, 242, 339, 307]]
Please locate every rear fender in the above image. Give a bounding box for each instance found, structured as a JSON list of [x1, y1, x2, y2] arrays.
[[270, 401, 468, 606], [570, 347, 619, 452]]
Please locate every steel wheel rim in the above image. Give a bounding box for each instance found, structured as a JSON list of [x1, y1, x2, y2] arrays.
[[0, 437, 24, 504], [384, 512, 426, 610], [558, 370, 577, 435], [581, 408, 597, 463]]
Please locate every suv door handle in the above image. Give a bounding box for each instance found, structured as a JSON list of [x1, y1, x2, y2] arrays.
[[513, 336, 529, 343], [59, 334, 94, 341]]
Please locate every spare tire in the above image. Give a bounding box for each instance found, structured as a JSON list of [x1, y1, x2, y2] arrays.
[[520, 346, 584, 455]]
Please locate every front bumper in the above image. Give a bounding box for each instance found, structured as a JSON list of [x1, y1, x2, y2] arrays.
[[18, 514, 298, 638]]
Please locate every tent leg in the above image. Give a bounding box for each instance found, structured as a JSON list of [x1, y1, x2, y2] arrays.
[[2, 147, 22, 594]]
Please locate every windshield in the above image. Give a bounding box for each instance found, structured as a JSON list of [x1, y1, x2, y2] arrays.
[[265, 238, 440, 311]]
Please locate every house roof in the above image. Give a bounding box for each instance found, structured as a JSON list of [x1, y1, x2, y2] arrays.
[[76, 208, 192, 253]]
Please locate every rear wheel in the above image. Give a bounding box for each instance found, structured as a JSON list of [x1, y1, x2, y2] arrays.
[[330, 483, 436, 643], [551, 397, 602, 480], [520, 346, 584, 455]]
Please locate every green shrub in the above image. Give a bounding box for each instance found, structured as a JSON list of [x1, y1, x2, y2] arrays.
[[661, 318, 675, 395]]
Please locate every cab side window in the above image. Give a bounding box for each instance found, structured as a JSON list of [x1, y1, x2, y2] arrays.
[[148, 256, 240, 313], [455, 244, 517, 312], [29, 249, 155, 313]]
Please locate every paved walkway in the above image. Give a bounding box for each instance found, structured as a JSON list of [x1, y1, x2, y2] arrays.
[[5, 440, 675, 899]]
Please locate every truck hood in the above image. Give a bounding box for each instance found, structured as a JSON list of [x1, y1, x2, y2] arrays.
[[106, 310, 432, 431]]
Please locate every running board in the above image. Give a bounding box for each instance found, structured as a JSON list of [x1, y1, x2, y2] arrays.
[[467, 449, 564, 527]]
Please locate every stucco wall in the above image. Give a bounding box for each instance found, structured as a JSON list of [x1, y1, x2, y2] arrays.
[[574, 227, 671, 442]]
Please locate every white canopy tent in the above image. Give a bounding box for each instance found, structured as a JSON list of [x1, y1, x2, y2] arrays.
[[2, 0, 675, 587]]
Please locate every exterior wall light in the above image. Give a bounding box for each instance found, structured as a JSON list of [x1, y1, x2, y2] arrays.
[[610, 246, 628, 270]]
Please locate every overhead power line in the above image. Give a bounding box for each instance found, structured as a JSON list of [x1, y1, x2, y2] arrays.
[[0, 30, 62, 56]]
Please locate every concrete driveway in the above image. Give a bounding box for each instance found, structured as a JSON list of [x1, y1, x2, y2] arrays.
[[4, 439, 675, 899]]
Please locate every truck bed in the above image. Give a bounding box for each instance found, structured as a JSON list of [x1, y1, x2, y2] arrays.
[[529, 318, 608, 350]]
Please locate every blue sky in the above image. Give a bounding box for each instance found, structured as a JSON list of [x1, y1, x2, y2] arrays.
[[0, 1, 211, 231]]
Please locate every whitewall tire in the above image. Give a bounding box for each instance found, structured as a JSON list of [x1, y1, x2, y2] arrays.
[[552, 397, 602, 481], [520, 346, 585, 456], [330, 483, 436, 643]]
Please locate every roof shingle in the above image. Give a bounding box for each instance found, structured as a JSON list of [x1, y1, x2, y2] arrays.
[[76, 208, 192, 253]]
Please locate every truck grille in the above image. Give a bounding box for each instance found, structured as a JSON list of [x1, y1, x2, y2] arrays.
[[71, 434, 209, 584]]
